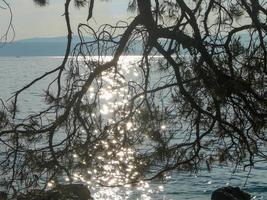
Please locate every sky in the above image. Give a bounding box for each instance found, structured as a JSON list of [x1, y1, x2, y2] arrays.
[[0, 0, 131, 41]]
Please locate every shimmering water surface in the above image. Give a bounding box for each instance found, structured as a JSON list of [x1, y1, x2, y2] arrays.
[[0, 57, 266, 200]]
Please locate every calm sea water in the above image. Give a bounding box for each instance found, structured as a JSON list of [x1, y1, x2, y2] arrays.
[[0, 56, 266, 200]]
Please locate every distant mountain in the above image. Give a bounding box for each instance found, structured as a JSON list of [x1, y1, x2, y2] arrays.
[[0, 35, 144, 56], [16, 36, 89, 44], [0, 36, 90, 57]]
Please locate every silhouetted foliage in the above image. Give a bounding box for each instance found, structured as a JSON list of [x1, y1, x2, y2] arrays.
[[0, 0, 266, 198], [0, 0, 14, 45], [33, 0, 48, 7]]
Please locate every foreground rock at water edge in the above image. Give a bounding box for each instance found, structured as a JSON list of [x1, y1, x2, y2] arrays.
[[0, 191, 7, 200], [211, 186, 251, 200], [17, 184, 93, 200]]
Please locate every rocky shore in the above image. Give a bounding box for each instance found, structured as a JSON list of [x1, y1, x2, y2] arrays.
[[0, 185, 252, 200]]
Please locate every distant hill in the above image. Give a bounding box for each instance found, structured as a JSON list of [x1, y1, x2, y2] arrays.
[[0, 35, 144, 56], [0, 33, 253, 57], [15, 36, 88, 44], [0, 36, 90, 57]]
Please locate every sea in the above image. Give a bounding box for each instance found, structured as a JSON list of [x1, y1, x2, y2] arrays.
[[0, 56, 266, 200]]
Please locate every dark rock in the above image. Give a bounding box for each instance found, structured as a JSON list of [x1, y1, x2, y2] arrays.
[[0, 191, 7, 200], [17, 189, 59, 200], [211, 186, 251, 200], [56, 184, 93, 200], [17, 184, 93, 200]]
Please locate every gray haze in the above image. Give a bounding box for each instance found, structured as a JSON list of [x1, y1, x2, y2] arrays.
[[0, 0, 130, 41]]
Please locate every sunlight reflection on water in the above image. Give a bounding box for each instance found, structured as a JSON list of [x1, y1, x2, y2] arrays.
[[0, 56, 266, 200]]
